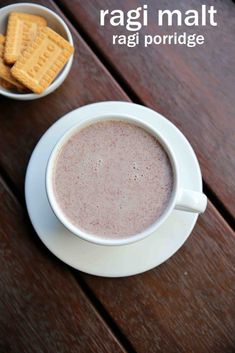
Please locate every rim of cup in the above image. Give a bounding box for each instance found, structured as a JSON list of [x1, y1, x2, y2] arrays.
[[0, 3, 74, 100], [46, 114, 179, 246]]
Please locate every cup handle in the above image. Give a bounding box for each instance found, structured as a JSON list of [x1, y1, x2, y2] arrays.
[[175, 188, 207, 213]]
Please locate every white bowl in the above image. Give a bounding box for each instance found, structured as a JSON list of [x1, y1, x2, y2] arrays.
[[0, 2, 74, 100]]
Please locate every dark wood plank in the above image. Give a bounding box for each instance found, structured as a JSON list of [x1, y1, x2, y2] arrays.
[[83, 204, 235, 353], [0, 179, 126, 353], [0, 1, 234, 353], [0, 0, 128, 192], [57, 0, 235, 217]]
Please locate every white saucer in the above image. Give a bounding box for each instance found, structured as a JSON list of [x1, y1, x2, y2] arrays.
[[25, 102, 202, 277]]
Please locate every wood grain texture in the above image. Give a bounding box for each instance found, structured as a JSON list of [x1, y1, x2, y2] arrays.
[[0, 179, 126, 353], [83, 204, 235, 353], [0, 1, 234, 353], [0, 0, 128, 192], [57, 0, 235, 217]]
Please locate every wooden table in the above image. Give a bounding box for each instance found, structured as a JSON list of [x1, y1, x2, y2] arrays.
[[0, 1, 234, 352]]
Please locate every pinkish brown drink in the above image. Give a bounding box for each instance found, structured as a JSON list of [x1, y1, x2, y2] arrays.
[[53, 121, 173, 238]]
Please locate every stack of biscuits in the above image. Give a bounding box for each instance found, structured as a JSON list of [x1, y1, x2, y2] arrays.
[[0, 12, 74, 94]]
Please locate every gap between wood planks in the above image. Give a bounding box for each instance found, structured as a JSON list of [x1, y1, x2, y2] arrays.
[[54, 0, 234, 230], [0, 0, 234, 347], [0, 170, 137, 353], [73, 273, 137, 353], [0, 1, 233, 352], [53, 1, 234, 229]]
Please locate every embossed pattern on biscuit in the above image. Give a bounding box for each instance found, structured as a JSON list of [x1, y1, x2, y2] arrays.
[[11, 27, 74, 94], [4, 12, 47, 64], [0, 34, 25, 90]]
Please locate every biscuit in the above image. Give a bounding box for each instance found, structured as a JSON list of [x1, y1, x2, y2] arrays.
[[0, 34, 25, 90], [4, 12, 47, 64], [0, 77, 15, 90], [0, 34, 4, 45], [11, 27, 74, 94]]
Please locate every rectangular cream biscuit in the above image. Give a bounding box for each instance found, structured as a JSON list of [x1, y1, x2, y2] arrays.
[[4, 12, 47, 64], [11, 27, 74, 94], [0, 34, 25, 90]]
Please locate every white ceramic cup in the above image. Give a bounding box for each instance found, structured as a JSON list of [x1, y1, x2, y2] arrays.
[[46, 113, 207, 246], [0, 3, 74, 100]]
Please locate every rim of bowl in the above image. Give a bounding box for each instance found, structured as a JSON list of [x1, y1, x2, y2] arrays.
[[45, 114, 179, 246], [0, 3, 74, 100]]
